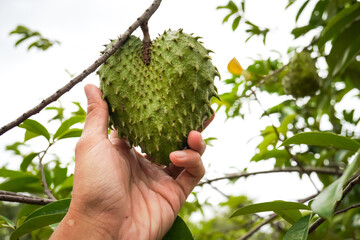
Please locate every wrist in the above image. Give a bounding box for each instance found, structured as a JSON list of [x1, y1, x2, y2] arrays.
[[51, 208, 116, 240]]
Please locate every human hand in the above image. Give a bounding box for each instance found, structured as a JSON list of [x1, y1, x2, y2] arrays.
[[50, 84, 212, 240]]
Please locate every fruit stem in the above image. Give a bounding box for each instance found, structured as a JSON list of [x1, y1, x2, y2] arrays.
[[141, 21, 151, 65]]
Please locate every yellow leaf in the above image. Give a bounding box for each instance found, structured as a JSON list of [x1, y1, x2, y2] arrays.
[[227, 57, 243, 75]]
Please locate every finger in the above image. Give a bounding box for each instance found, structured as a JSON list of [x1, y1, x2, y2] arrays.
[[81, 84, 109, 139], [169, 150, 205, 197], [187, 131, 206, 156]]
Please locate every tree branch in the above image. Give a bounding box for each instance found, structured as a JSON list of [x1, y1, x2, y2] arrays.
[[198, 167, 342, 186], [0, 0, 162, 136], [0, 190, 55, 205]]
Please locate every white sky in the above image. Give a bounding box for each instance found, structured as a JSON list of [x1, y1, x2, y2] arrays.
[[0, 0, 321, 210]]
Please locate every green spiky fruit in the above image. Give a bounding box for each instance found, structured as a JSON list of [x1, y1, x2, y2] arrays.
[[98, 29, 219, 165], [282, 51, 320, 98]]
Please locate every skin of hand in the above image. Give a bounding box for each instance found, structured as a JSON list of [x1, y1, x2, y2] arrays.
[[50, 84, 212, 240]]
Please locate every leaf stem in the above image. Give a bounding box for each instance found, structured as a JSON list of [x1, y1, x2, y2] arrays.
[[198, 167, 342, 186]]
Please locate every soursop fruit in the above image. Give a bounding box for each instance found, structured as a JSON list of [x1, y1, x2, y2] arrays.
[[282, 51, 320, 98], [98, 29, 220, 165]]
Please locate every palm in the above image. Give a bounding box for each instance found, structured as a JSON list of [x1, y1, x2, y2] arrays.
[[72, 130, 200, 239]]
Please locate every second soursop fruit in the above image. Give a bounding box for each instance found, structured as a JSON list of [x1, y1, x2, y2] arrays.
[[98, 29, 219, 165], [282, 51, 320, 98]]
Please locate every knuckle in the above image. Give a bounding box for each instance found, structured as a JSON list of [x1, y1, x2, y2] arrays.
[[75, 138, 86, 154]]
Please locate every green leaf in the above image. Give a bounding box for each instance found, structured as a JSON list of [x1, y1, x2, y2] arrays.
[[24, 130, 40, 141], [163, 216, 194, 240], [0, 175, 43, 193], [217, 1, 238, 13], [15, 36, 29, 46], [222, 12, 235, 24], [19, 119, 50, 141], [54, 175, 74, 196], [286, 0, 297, 9], [10, 199, 70, 240], [204, 137, 217, 147], [346, 61, 360, 90], [71, 102, 86, 116], [0, 168, 29, 178], [291, 25, 317, 39], [281, 132, 360, 152], [262, 100, 294, 116], [317, 2, 360, 47], [258, 132, 277, 155], [54, 116, 85, 139], [309, 0, 326, 25], [278, 114, 296, 134], [5, 141, 25, 155], [53, 164, 68, 187], [232, 15, 241, 31], [311, 150, 360, 218], [230, 201, 309, 219], [46, 104, 65, 122], [57, 128, 82, 140], [327, 20, 360, 76], [20, 152, 38, 172], [25, 199, 70, 221], [0, 215, 15, 229], [274, 209, 303, 224], [295, 0, 310, 22], [251, 149, 290, 162], [283, 214, 311, 240], [17, 205, 42, 226]]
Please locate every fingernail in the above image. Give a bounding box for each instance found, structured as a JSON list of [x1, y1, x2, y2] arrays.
[[198, 133, 206, 147], [84, 85, 93, 100], [172, 151, 186, 159]]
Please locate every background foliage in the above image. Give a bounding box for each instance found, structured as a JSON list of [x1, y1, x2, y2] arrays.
[[1, 0, 360, 239]]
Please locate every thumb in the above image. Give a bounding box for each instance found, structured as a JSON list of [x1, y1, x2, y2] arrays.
[[82, 84, 109, 139]]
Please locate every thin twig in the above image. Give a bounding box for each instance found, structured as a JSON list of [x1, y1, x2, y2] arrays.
[[38, 144, 56, 200], [336, 174, 360, 209], [0, 190, 55, 205], [297, 193, 318, 203], [257, 65, 287, 87], [334, 202, 360, 215], [238, 214, 278, 240], [198, 167, 342, 186], [0, 0, 163, 136], [208, 183, 230, 198], [309, 202, 360, 233], [309, 174, 360, 233]]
